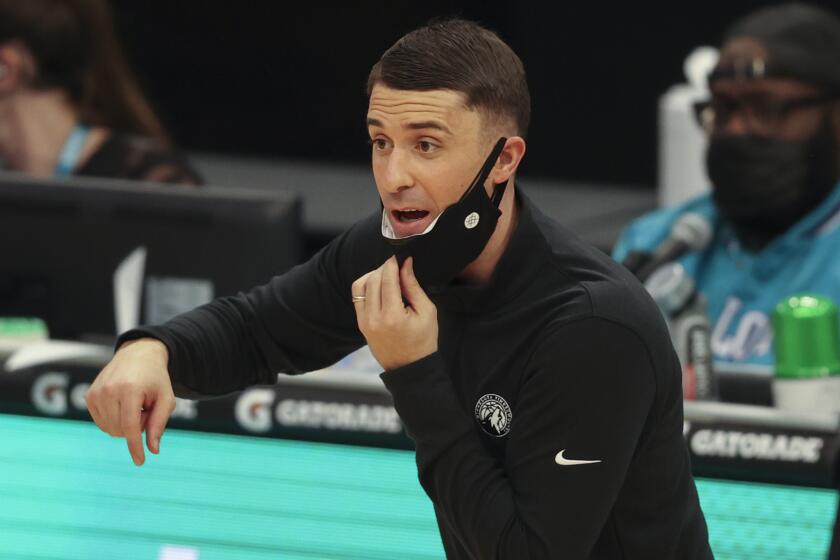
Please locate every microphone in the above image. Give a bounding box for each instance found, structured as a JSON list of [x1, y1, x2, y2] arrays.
[[620, 250, 653, 276], [630, 212, 712, 283]]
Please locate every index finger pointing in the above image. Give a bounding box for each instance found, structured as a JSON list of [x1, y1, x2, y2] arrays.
[[120, 394, 146, 466]]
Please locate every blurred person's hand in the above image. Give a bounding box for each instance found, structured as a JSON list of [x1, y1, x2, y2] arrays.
[[85, 338, 175, 466]]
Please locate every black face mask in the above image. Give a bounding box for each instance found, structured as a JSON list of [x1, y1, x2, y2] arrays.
[[707, 119, 839, 251], [381, 137, 508, 289]]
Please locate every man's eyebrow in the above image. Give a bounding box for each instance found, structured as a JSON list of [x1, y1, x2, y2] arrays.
[[365, 117, 451, 135], [403, 121, 451, 134]]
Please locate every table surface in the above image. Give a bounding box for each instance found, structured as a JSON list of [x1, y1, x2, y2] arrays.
[[0, 413, 836, 560]]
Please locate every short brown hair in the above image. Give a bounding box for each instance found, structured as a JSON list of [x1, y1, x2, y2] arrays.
[[367, 18, 531, 138]]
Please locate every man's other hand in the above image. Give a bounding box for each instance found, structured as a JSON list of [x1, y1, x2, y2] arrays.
[[85, 338, 176, 466]]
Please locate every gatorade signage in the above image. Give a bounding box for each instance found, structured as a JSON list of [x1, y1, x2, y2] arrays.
[[234, 388, 401, 435], [685, 421, 839, 488], [1, 363, 413, 451], [690, 428, 823, 464], [4, 363, 839, 486], [29, 371, 198, 420]]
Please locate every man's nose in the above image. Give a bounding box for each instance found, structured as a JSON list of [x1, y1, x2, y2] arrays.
[[719, 110, 750, 136], [382, 148, 414, 193]]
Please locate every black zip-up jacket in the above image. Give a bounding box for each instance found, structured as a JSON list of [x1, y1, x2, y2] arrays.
[[121, 189, 713, 559]]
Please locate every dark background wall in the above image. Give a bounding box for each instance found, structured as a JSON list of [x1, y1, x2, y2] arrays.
[[111, 1, 840, 189]]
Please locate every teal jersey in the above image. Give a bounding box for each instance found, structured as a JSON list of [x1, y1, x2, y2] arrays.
[[613, 183, 840, 369]]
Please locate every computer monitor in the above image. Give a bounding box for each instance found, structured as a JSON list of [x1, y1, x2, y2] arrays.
[[0, 172, 302, 341]]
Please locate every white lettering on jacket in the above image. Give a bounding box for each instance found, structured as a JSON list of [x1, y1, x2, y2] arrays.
[[711, 297, 772, 361]]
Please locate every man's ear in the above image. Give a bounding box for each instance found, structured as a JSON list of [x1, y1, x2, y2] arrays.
[[0, 42, 35, 96], [490, 136, 526, 184]]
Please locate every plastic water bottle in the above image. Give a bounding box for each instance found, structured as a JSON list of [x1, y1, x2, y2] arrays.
[[657, 46, 718, 207], [645, 262, 718, 400]]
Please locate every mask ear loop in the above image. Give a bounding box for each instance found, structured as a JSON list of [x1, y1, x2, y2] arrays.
[[458, 137, 508, 204], [490, 177, 509, 208], [488, 138, 510, 208]]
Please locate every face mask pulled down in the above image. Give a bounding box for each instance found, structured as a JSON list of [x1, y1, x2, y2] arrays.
[[381, 137, 509, 289]]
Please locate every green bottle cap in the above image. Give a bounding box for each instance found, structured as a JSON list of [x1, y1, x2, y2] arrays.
[[773, 294, 840, 378]]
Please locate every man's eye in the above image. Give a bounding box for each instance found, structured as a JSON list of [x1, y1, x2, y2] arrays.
[[750, 100, 780, 122], [370, 139, 388, 150], [418, 141, 436, 153]]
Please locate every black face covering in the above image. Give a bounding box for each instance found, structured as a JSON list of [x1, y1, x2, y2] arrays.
[[707, 119, 839, 251], [382, 137, 508, 289]]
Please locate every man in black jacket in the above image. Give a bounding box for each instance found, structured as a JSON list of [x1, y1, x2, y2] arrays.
[[86, 19, 712, 559]]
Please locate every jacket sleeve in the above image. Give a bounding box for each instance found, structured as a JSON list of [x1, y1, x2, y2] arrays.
[[380, 316, 657, 559], [118, 215, 386, 398]]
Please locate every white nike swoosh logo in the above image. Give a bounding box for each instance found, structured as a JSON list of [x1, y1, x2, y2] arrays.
[[555, 449, 602, 466]]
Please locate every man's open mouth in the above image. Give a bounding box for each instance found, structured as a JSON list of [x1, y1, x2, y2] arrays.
[[392, 209, 430, 223]]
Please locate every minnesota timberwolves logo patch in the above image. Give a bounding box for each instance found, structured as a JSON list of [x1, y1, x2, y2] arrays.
[[475, 394, 512, 437]]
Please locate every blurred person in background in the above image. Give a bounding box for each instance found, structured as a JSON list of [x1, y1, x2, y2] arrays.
[[0, 0, 202, 184], [613, 3, 840, 369]]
